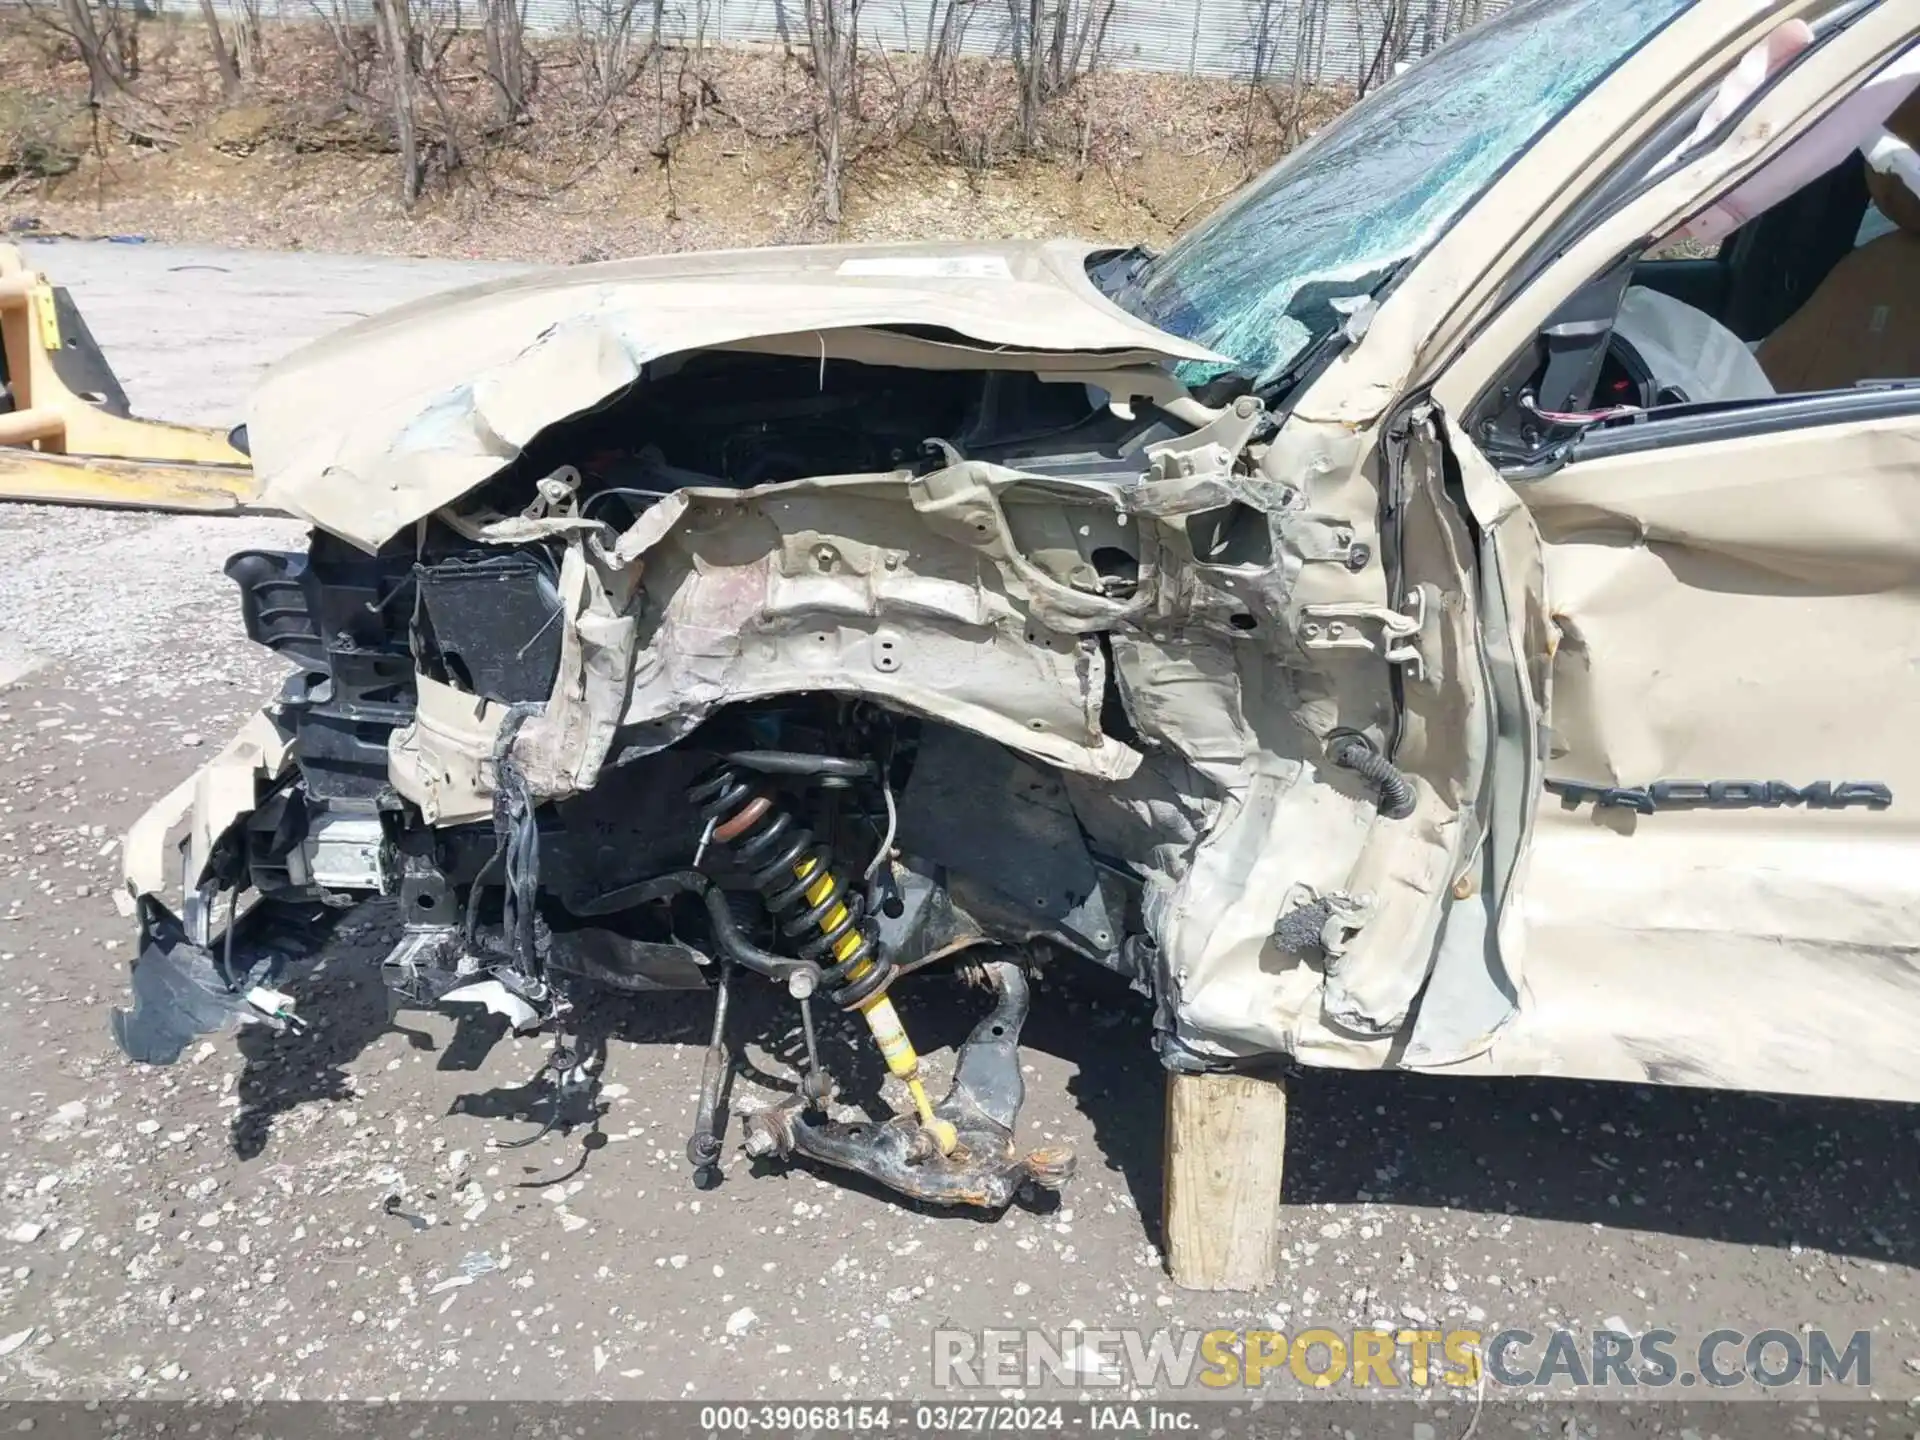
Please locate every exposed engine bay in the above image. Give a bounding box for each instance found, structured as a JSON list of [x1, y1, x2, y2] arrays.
[[113, 242, 1504, 1212]]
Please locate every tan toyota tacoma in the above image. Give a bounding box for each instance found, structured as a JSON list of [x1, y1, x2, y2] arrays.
[[112, 0, 1920, 1210]]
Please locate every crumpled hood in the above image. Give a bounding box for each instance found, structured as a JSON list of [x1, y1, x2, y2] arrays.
[[249, 238, 1224, 550]]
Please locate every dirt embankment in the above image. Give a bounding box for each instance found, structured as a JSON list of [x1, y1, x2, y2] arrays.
[[0, 14, 1343, 265]]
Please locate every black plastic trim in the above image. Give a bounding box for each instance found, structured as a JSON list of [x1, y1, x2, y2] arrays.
[[1563, 383, 1920, 465]]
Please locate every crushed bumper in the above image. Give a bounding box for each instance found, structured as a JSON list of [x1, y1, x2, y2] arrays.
[[112, 894, 339, 1064]]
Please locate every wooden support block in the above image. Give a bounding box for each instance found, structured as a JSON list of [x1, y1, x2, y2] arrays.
[[1162, 1068, 1287, 1291]]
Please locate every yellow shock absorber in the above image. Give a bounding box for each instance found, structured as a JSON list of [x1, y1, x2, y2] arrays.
[[795, 857, 959, 1156]]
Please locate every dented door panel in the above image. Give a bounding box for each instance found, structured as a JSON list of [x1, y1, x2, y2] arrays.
[[1488, 411, 1920, 1100]]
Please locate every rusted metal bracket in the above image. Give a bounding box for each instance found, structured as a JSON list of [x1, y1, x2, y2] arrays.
[[740, 957, 1074, 1208]]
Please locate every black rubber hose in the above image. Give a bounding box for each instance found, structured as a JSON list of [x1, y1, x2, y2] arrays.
[[1329, 734, 1417, 821], [724, 750, 875, 780], [699, 885, 817, 983], [578, 868, 818, 984]]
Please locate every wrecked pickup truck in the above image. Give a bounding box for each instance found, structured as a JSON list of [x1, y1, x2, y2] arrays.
[[115, 0, 1920, 1214]]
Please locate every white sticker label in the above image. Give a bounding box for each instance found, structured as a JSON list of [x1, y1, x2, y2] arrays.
[[836, 255, 1014, 280]]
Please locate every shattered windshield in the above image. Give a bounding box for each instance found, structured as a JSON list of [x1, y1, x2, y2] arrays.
[[1122, 0, 1692, 386]]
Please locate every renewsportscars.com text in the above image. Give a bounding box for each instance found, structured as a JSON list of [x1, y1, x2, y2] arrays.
[[931, 1326, 1874, 1391]]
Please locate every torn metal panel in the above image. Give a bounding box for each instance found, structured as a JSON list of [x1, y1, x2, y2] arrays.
[[1313, 417, 1488, 1039], [1400, 414, 1546, 1067], [605, 473, 1146, 784], [509, 536, 640, 800]]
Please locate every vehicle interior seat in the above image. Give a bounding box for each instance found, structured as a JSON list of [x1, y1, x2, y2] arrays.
[[1757, 89, 1920, 391]]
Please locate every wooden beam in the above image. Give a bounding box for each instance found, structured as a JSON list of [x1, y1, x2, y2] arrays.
[[1162, 1068, 1287, 1291]]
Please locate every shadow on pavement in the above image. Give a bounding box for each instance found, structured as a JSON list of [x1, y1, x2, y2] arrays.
[[227, 908, 1918, 1270]]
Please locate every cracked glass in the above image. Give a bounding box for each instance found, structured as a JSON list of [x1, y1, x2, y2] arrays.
[[1124, 0, 1694, 386]]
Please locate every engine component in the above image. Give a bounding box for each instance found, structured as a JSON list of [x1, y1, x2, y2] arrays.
[[294, 811, 390, 893], [572, 867, 821, 988], [723, 750, 876, 783], [689, 762, 959, 1156], [413, 550, 565, 705], [225, 540, 418, 803], [741, 958, 1074, 1208]]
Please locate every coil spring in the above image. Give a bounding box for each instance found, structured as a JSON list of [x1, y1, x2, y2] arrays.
[[687, 763, 893, 1009]]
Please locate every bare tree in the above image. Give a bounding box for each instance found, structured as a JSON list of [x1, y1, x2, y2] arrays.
[[1415, 0, 1485, 56], [1253, 0, 1328, 149], [56, 0, 132, 100], [863, 0, 974, 161], [1353, 0, 1413, 96], [918, 0, 976, 159], [370, 0, 424, 201], [310, 0, 378, 105], [335, 0, 466, 206], [480, 0, 531, 122], [801, 0, 860, 222], [233, 0, 266, 78], [195, 0, 243, 96], [1005, 0, 1111, 153], [31, 0, 179, 143], [1354, 0, 1483, 92], [569, 0, 659, 110]]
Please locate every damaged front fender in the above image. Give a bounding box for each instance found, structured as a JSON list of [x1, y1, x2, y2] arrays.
[[109, 235, 1541, 1220]]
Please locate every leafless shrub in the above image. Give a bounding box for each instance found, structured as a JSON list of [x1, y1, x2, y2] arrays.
[[1249, 0, 1333, 150], [904, 0, 984, 163], [22, 0, 180, 144], [795, 0, 860, 221], [567, 0, 659, 110], [311, 0, 466, 204], [1004, 0, 1110, 153], [53, 0, 137, 89], [1354, 0, 1486, 94], [308, 0, 379, 111]]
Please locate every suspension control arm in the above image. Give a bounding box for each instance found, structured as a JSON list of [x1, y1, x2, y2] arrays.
[[741, 957, 1074, 1208]]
